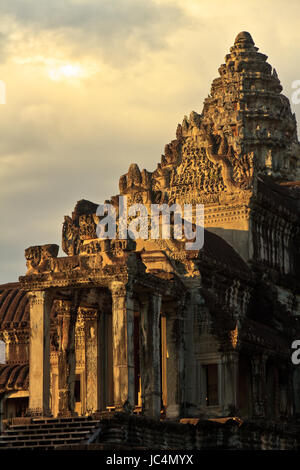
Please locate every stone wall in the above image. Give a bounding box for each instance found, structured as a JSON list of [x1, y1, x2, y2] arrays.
[[90, 412, 300, 450]]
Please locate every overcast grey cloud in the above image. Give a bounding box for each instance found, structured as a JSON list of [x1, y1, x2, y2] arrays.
[[0, 0, 190, 66], [0, 0, 182, 30], [0, 0, 300, 283]]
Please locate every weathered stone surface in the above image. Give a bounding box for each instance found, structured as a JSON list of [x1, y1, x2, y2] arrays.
[[0, 31, 299, 449], [28, 290, 52, 417]]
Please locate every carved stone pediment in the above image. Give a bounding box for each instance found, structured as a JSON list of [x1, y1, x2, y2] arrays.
[[25, 244, 59, 274]]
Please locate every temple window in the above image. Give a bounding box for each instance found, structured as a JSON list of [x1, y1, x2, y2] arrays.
[[74, 374, 81, 403]]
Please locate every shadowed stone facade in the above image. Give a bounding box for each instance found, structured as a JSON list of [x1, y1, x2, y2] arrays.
[[0, 32, 300, 449]]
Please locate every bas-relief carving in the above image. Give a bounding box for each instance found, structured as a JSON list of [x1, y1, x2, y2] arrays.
[[106, 30, 300, 223], [115, 123, 255, 209], [83, 308, 98, 413], [13, 32, 300, 428], [25, 244, 59, 274]]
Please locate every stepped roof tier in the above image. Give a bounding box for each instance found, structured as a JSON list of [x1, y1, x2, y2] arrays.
[[0, 33, 299, 436], [55, 32, 300, 266], [113, 31, 300, 214]]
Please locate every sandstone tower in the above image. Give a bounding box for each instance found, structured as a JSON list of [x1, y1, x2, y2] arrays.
[[0, 32, 299, 450]]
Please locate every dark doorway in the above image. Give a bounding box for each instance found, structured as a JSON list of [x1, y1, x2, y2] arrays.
[[205, 364, 218, 406]]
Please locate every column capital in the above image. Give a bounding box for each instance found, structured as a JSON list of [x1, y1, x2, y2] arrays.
[[28, 290, 46, 307], [222, 350, 239, 363], [109, 281, 127, 299], [251, 353, 268, 371], [28, 289, 52, 417], [110, 280, 135, 410], [162, 298, 185, 319], [139, 291, 162, 307], [28, 290, 54, 308]]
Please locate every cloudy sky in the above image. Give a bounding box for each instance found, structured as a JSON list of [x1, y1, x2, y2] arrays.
[[0, 0, 300, 283]]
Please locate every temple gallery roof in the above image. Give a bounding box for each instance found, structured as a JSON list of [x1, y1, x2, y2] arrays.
[[0, 283, 29, 328], [0, 283, 59, 328], [0, 364, 29, 394], [199, 228, 250, 275]]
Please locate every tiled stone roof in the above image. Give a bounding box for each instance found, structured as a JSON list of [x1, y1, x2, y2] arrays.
[[0, 364, 29, 394], [200, 229, 251, 275], [0, 283, 29, 328]]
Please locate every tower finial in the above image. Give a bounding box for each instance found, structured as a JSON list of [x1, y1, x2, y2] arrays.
[[234, 31, 254, 46]]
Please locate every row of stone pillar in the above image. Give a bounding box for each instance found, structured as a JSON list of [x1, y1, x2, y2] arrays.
[[27, 284, 183, 419], [220, 352, 293, 419], [110, 282, 183, 419], [28, 291, 51, 416]]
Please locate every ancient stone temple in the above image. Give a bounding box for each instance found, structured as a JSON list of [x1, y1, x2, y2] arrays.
[[0, 31, 300, 450]]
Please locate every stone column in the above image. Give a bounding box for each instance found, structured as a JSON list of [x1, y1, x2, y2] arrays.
[[251, 354, 267, 418], [56, 297, 79, 417], [56, 300, 71, 417], [110, 281, 135, 410], [83, 308, 99, 413], [165, 302, 184, 419], [140, 292, 162, 419], [28, 290, 52, 416], [278, 363, 293, 419], [98, 305, 114, 410], [222, 351, 239, 414], [185, 286, 203, 416]]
